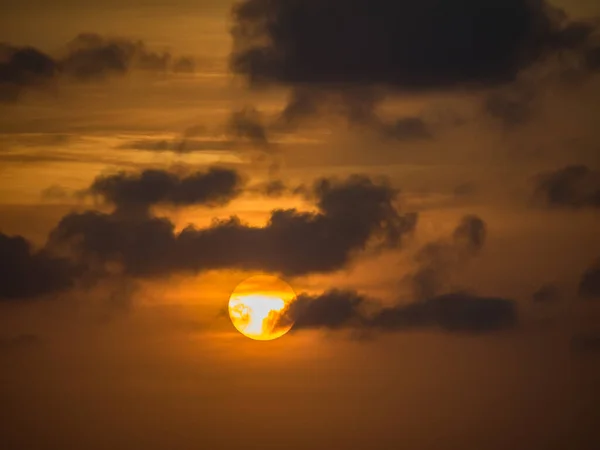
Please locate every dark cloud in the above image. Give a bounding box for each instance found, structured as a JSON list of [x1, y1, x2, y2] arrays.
[[230, 0, 594, 89], [373, 293, 517, 333], [249, 179, 290, 198], [379, 117, 432, 141], [484, 87, 536, 128], [50, 175, 417, 277], [411, 215, 487, 301], [0, 233, 79, 300], [89, 167, 243, 214], [280, 290, 516, 334], [0, 44, 57, 101], [579, 259, 600, 299], [454, 182, 477, 197], [172, 56, 196, 74], [60, 33, 171, 80], [533, 165, 600, 209], [117, 138, 233, 153], [0, 33, 196, 101], [227, 107, 269, 147], [532, 284, 561, 303]]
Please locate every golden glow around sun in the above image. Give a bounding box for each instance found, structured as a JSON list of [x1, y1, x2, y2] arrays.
[[228, 275, 296, 341]]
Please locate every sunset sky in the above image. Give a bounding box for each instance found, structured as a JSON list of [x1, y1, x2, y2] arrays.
[[1, 1, 600, 449]]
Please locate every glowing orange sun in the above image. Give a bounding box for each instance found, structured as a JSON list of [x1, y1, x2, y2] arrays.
[[228, 275, 296, 341]]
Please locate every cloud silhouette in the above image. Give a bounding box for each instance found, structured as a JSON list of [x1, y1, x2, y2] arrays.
[[279, 290, 517, 334], [533, 165, 600, 209], [230, 0, 594, 89], [50, 174, 418, 277], [89, 167, 244, 215], [0, 233, 79, 300]]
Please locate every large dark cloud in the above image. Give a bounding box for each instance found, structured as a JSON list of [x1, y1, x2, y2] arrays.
[[579, 259, 600, 299], [230, 0, 593, 89], [0, 233, 78, 300], [533, 165, 600, 209], [89, 167, 243, 214], [50, 174, 417, 277], [279, 290, 516, 334]]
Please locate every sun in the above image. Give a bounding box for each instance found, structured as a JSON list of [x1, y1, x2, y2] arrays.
[[228, 275, 296, 341]]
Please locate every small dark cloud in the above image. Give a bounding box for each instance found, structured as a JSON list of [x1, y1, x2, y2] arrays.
[[89, 167, 244, 214], [532, 284, 561, 303], [0, 232, 79, 300], [579, 259, 600, 299], [282, 290, 368, 330], [380, 117, 432, 141], [230, 0, 595, 90], [50, 174, 417, 277], [0, 33, 197, 101], [280, 290, 516, 334], [0, 44, 57, 101], [533, 165, 600, 209], [117, 138, 233, 153], [60, 33, 172, 80], [172, 56, 196, 74], [454, 182, 477, 197], [227, 107, 269, 147], [249, 179, 290, 198], [484, 87, 536, 128], [411, 215, 487, 301], [41, 185, 70, 201]]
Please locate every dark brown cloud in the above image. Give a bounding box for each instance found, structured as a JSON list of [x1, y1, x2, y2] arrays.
[[483, 87, 536, 128], [532, 284, 561, 303], [50, 174, 417, 278], [230, 0, 594, 89], [0, 233, 79, 300], [0, 33, 196, 101], [60, 33, 170, 80], [227, 107, 270, 147], [579, 259, 600, 299], [89, 167, 244, 214], [411, 215, 486, 301], [279, 290, 517, 334], [0, 45, 57, 101], [533, 165, 600, 209], [117, 138, 234, 153]]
